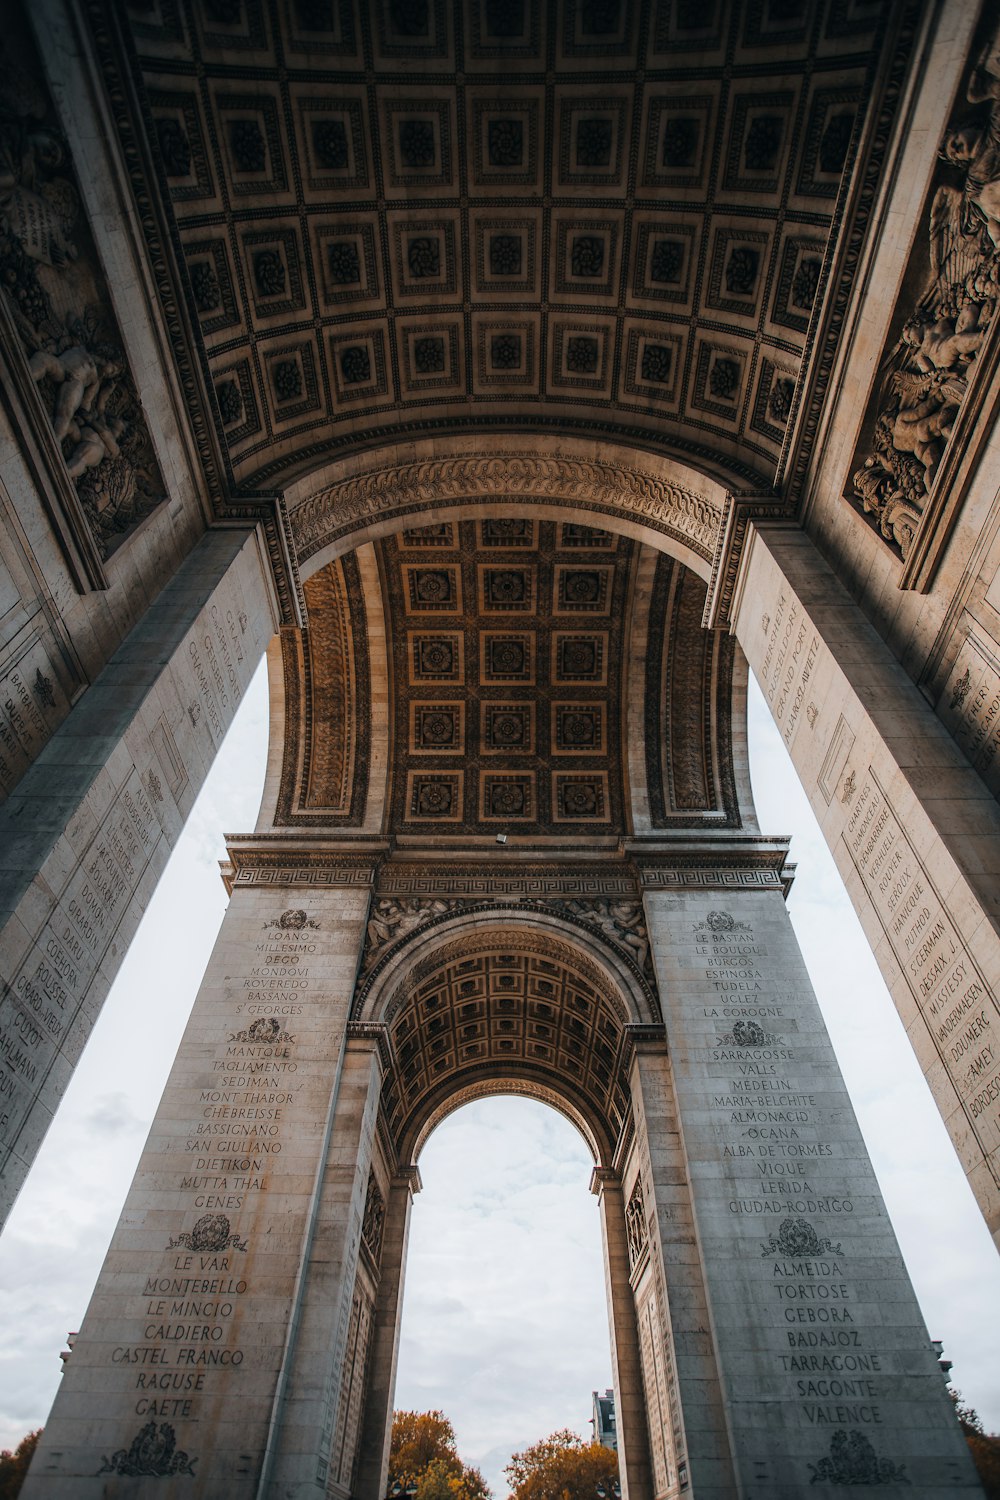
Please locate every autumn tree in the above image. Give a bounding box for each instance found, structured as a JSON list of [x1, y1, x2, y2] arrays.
[[0, 1431, 41, 1500], [388, 1410, 491, 1500], [953, 1394, 1000, 1499], [505, 1429, 619, 1500]]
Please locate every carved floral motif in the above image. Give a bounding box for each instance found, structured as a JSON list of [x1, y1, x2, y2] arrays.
[[263, 908, 319, 930], [167, 1213, 248, 1253], [808, 1430, 909, 1486], [229, 1016, 295, 1044], [761, 1217, 843, 1258], [97, 1421, 196, 1478]]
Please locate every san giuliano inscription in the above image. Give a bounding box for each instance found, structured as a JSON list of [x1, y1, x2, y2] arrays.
[[103, 908, 320, 1466], [693, 910, 905, 1468]]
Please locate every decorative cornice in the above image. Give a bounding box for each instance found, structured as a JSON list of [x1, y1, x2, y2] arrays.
[[345, 1022, 393, 1076], [621, 1023, 668, 1063], [221, 847, 379, 894], [702, 493, 794, 632], [291, 454, 724, 566], [375, 863, 642, 899]]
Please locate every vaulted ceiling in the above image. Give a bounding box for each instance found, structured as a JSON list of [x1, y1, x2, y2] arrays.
[[122, 0, 886, 495]]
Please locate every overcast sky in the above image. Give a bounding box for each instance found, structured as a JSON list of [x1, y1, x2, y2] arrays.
[[0, 660, 998, 1492]]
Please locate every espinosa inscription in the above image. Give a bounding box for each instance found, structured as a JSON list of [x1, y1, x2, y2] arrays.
[[291, 456, 723, 559]]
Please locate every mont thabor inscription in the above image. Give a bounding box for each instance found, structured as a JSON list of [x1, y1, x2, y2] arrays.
[[693, 912, 900, 1459], [843, 770, 1000, 1187], [101, 908, 320, 1471]]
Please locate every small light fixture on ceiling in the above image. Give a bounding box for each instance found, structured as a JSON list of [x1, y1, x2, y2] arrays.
[[496, 833, 507, 844]]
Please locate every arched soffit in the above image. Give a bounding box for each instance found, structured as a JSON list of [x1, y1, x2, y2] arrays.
[[358, 920, 650, 1167], [124, 7, 884, 497], [288, 438, 731, 590], [266, 514, 752, 837], [410, 1081, 601, 1168]]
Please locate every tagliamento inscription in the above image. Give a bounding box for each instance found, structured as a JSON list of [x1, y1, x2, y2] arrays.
[[843, 771, 1000, 1185], [759, 595, 821, 748], [693, 911, 894, 1442], [0, 770, 159, 1164]]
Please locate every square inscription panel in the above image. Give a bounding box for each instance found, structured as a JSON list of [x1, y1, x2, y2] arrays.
[[552, 701, 606, 754], [480, 632, 536, 684], [480, 771, 536, 821], [552, 632, 609, 683], [411, 701, 466, 754], [409, 632, 464, 681], [482, 702, 535, 754]]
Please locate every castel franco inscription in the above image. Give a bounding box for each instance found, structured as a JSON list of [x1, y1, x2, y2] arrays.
[[104, 909, 322, 1450], [694, 911, 898, 1449], [843, 770, 1000, 1186]]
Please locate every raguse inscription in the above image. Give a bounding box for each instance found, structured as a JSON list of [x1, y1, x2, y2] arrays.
[[842, 770, 1000, 1187]]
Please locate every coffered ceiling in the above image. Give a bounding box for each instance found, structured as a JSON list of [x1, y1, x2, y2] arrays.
[[121, 0, 885, 495]]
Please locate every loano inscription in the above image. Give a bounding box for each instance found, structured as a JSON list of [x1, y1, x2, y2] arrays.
[[843, 770, 1000, 1186]]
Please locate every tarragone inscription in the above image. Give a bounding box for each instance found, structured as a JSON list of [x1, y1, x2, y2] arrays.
[[843, 769, 1000, 1188], [691, 911, 896, 1445]]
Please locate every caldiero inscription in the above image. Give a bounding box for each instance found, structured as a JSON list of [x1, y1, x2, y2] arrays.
[[843, 769, 1000, 1188]]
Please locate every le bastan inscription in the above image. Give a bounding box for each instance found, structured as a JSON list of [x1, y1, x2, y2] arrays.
[[0, 771, 159, 1161], [843, 770, 1000, 1185], [103, 911, 320, 1460], [695, 913, 903, 1462]]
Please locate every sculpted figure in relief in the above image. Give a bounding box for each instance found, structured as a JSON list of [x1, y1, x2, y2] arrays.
[[852, 25, 1000, 558]]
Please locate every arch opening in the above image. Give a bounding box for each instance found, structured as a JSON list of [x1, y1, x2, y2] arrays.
[[394, 1095, 615, 1495]]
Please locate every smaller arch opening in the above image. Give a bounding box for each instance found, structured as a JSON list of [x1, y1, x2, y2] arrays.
[[395, 1096, 615, 1495]]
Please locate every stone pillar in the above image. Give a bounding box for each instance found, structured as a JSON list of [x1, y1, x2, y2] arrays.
[[0, 528, 277, 1224], [22, 867, 374, 1497], [732, 523, 1000, 1246], [642, 882, 978, 1496], [592, 1167, 655, 1500], [626, 1036, 733, 1500], [353, 1166, 420, 1500]]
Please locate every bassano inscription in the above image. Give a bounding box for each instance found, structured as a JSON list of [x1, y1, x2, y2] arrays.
[[97, 909, 323, 1471], [693, 911, 904, 1464], [842, 769, 1000, 1188]]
